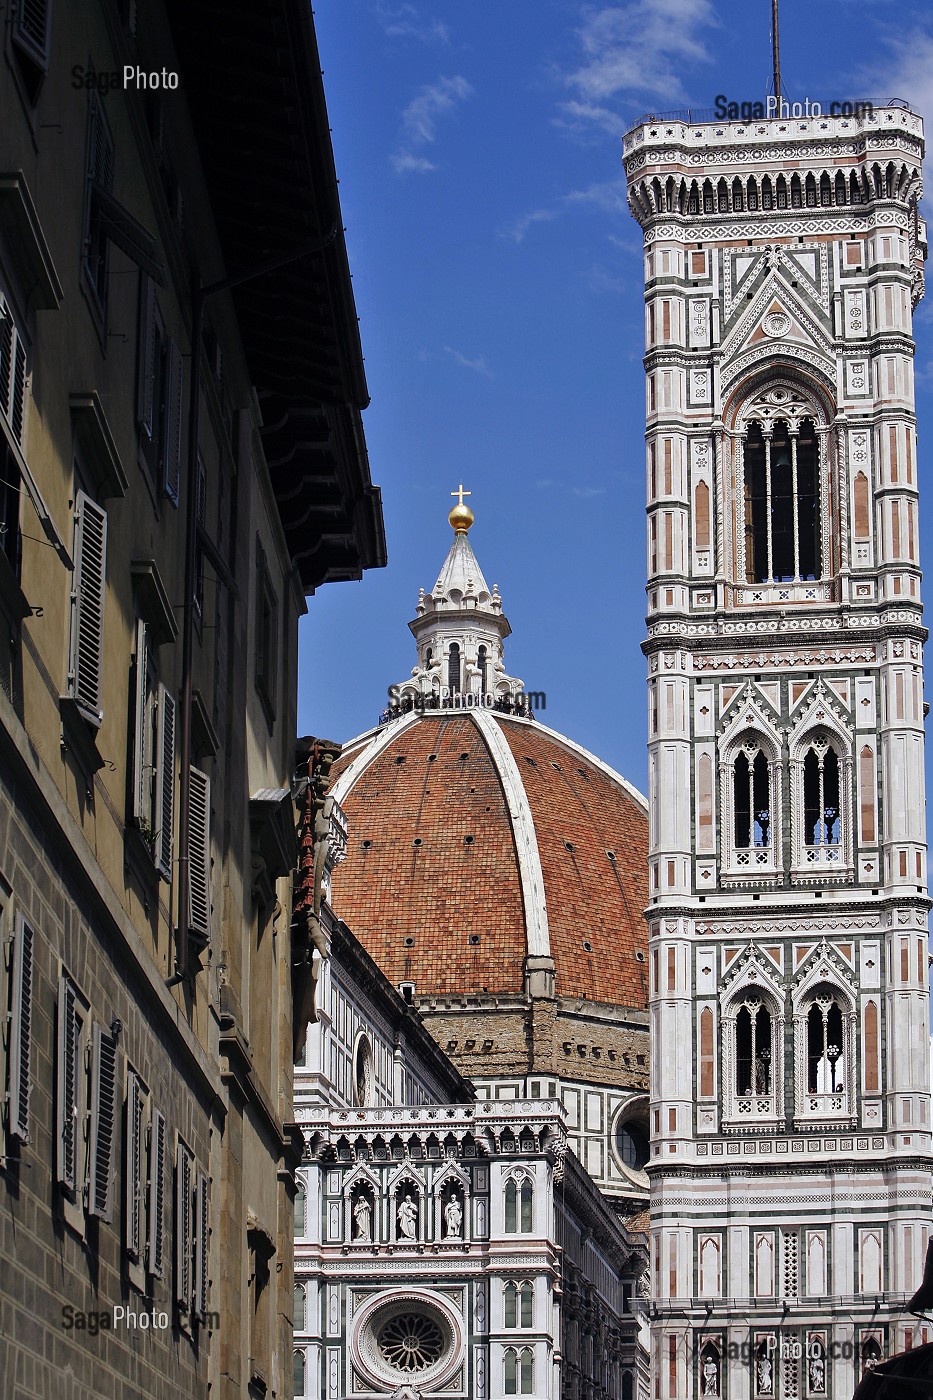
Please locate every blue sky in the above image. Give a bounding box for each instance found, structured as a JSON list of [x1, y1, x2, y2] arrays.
[[297, 0, 933, 795]]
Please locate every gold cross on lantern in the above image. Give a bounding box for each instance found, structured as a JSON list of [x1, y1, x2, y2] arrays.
[[451, 484, 471, 507]]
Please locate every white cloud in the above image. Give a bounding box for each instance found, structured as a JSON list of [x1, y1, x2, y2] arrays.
[[851, 24, 933, 130], [500, 208, 558, 244], [377, 3, 450, 44], [392, 74, 473, 174], [565, 0, 717, 119], [564, 178, 630, 216], [553, 99, 625, 136], [443, 345, 493, 378], [571, 485, 608, 497], [391, 151, 437, 174]]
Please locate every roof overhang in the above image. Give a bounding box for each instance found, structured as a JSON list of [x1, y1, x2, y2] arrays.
[[164, 0, 387, 591]]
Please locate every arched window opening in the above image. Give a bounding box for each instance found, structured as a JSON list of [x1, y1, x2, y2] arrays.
[[293, 1284, 306, 1331], [520, 1178, 533, 1232], [293, 1350, 306, 1398], [520, 1282, 534, 1327], [819, 173, 832, 206], [504, 1177, 531, 1233], [447, 643, 461, 693], [835, 171, 847, 205], [504, 1282, 518, 1327], [505, 1349, 518, 1394], [520, 1348, 534, 1393], [803, 739, 841, 859], [623, 1372, 634, 1400], [735, 998, 773, 1096], [762, 176, 774, 209], [806, 989, 846, 1100], [478, 644, 488, 695], [747, 178, 759, 211], [294, 1184, 306, 1237], [732, 178, 744, 211], [425, 647, 433, 669], [743, 417, 820, 584], [733, 741, 771, 855]]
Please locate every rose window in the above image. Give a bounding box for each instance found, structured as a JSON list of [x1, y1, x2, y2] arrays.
[[377, 1312, 444, 1373]]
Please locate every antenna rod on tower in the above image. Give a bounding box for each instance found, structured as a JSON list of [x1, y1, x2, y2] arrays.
[[771, 0, 782, 102]]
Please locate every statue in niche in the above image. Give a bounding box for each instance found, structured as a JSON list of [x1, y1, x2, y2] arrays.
[[808, 1354, 825, 1394], [397, 1193, 417, 1240], [352, 1194, 372, 1242], [702, 1352, 720, 1396], [756, 1353, 773, 1395], [444, 1194, 463, 1238]]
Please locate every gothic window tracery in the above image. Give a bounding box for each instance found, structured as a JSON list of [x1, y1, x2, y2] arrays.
[[723, 732, 779, 874], [790, 724, 853, 878], [447, 643, 461, 693], [504, 1174, 534, 1233], [722, 984, 783, 1126], [743, 417, 820, 584], [794, 981, 856, 1125]]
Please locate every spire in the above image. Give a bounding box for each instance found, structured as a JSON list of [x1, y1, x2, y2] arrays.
[[388, 490, 526, 712]]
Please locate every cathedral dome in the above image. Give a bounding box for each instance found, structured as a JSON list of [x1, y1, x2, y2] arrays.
[[328, 707, 649, 1004]]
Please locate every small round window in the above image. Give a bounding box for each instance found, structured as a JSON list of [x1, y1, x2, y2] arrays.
[[617, 1121, 650, 1171], [353, 1034, 374, 1108]]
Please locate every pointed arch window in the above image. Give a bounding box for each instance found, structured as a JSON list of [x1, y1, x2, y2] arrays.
[[743, 417, 821, 584], [478, 644, 488, 695], [803, 739, 841, 859], [736, 999, 773, 1096], [795, 982, 855, 1125], [733, 743, 771, 852], [504, 1175, 533, 1233], [447, 643, 461, 693], [722, 984, 783, 1128]]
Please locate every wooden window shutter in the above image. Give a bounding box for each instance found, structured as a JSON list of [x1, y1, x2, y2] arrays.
[[163, 339, 183, 505], [88, 1023, 118, 1221], [9, 913, 35, 1142], [147, 1107, 166, 1277], [125, 1071, 144, 1259], [56, 974, 79, 1191], [155, 685, 176, 879], [89, 92, 115, 193], [132, 619, 150, 824], [195, 1172, 210, 1319], [188, 766, 211, 941], [70, 490, 108, 722], [137, 276, 157, 439], [175, 1141, 193, 1309], [12, 0, 52, 71], [0, 294, 28, 446]]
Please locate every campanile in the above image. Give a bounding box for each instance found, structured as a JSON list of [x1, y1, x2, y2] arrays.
[[623, 101, 932, 1398]]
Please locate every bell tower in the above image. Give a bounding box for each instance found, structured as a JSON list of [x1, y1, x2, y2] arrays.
[[624, 102, 932, 1397]]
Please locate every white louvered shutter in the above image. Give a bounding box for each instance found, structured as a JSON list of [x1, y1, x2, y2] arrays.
[[132, 619, 150, 824], [188, 766, 211, 941], [138, 276, 158, 439], [155, 685, 175, 879], [0, 294, 28, 446], [8, 913, 34, 1142], [56, 975, 79, 1191], [88, 1023, 117, 1221], [125, 1072, 144, 1259], [194, 1171, 210, 1320], [12, 0, 52, 71], [175, 1141, 193, 1309], [148, 1106, 166, 1277], [163, 339, 183, 505], [70, 491, 108, 723]]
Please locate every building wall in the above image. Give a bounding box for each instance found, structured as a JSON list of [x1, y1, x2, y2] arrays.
[[0, 5, 341, 1397], [624, 105, 933, 1400]]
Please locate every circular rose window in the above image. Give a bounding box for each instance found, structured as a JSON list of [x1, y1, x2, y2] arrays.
[[378, 1312, 444, 1372], [351, 1290, 464, 1391]]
